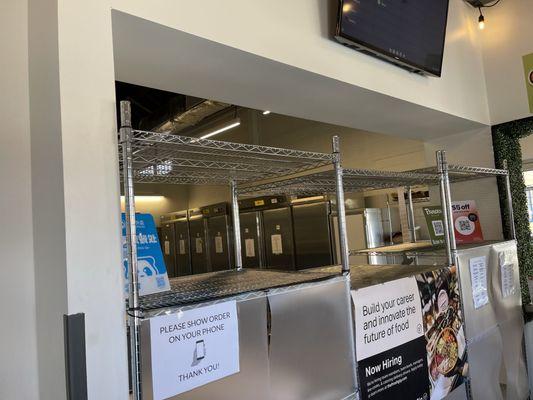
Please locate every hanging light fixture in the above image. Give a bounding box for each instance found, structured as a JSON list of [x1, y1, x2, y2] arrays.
[[464, 0, 502, 31], [478, 7, 485, 30]]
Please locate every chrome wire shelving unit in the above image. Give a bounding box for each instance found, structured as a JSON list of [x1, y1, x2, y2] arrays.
[[409, 164, 509, 183], [119, 129, 333, 186], [119, 99, 515, 400], [238, 167, 438, 196], [118, 101, 352, 400]]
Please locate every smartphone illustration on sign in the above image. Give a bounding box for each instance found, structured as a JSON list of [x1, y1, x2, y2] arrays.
[[196, 340, 206, 360], [191, 339, 206, 366]]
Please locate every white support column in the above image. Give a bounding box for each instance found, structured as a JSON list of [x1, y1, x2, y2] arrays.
[[1, 1, 40, 399], [26, 0, 129, 399]]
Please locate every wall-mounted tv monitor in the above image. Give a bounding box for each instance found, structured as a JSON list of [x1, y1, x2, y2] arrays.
[[334, 0, 450, 77]]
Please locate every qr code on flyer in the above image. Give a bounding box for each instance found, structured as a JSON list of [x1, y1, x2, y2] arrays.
[[432, 220, 444, 236], [458, 219, 472, 233]]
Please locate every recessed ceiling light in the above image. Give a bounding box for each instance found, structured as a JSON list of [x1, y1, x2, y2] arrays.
[[200, 118, 241, 139]]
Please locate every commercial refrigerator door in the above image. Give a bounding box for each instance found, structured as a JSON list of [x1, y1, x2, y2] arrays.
[[363, 208, 385, 249], [292, 202, 334, 269], [364, 208, 387, 265], [188, 216, 209, 274], [262, 207, 295, 270], [332, 212, 368, 265], [174, 218, 192, 276], [207, 214, 233, 272], [159, 222, 177, 278], [240, 211, 264, 268]]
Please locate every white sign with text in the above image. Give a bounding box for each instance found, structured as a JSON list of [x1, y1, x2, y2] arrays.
[[149, 301, 240, 399], [469, 256, 489, 309], [351, 277, 424, 361]]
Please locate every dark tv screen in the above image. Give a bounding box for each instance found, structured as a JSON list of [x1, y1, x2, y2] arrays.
[[335, 0, 450, 76]]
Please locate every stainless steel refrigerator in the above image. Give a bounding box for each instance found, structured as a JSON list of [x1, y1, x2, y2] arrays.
[[188, 208, 209, 274], [202, 202, 234, 272], [239, 211, 265, 268], [333, 208, 388, 265], [263, 206, 295, 270], [291, 199, 335, 269], [173, 211, 192, 276], [238, 196, 294, 271], [159, 219, 177, 278]]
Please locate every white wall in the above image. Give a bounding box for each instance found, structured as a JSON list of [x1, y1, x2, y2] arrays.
[[56, 1, 129, 399], [111, 0, 489, 125], [0, 1, 39, 399], [26, 0, 130, 399], [521, 135, 533, 165], [121, 184, 189, 225], [481, 0, 533, 124]]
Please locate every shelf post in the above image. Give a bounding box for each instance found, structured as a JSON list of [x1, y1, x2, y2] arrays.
[[332, 136, 350, 274], [503, 160, 516, 240], [120, 100, 142, 400], [437, 150, 473, 400], [386, 199, 394, 245], [406, 186, 417, 243], [230, 179, 243, 271], [436, 151, 456, 266]]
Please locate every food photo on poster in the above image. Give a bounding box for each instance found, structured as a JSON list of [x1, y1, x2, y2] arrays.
[[416, 266, 467, 400]]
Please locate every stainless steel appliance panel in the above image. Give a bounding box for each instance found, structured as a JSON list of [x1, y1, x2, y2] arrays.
[[456, 244, 496, 339], [489, 242, 528, 400], [268, 278, 356, 399], [160, 222, 177, 278], [363, 208, 385, 249], [443, 383, 468, 400], [188, 215, 208, 274], [207, 214, 233, 272], [262, 207, 295, 270], [292, 202, 334, 269], [239, 211, 264, 268], [467, 327, 505, 400], [363, 208, 386, 265], [455, 241, 528, 400], [174, 219, 191, 276]]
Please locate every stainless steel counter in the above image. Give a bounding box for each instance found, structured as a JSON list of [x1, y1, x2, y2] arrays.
[[139, 271, 357, 400]]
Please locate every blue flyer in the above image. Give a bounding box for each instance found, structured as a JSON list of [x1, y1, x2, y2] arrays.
[[121, 213, 170, 296]]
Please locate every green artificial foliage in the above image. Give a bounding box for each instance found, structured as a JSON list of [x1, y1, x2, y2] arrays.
[[492, 116, 533, 304]]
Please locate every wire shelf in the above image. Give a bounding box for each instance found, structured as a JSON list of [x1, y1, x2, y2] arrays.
[[138, 268, 340, 311], [119, 130, 333, 185], [407, 164, 508, 182], [238, 167, 439, 196]]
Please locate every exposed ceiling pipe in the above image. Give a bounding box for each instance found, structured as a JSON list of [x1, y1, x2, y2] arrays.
[[153, 99, 231, 134]]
